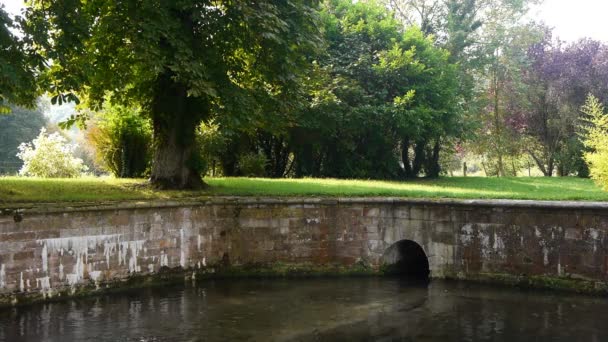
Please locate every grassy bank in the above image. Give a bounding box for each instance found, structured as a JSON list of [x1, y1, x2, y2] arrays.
[[0, 176, 607, 204]]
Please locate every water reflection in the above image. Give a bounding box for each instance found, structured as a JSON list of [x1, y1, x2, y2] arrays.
[[0, 278, 607, 341]]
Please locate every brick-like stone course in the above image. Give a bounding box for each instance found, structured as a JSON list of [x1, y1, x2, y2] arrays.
[[1, 197, 608, 304]]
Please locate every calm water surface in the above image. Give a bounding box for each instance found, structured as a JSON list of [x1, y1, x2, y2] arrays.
[[0, 278, 607, 341]]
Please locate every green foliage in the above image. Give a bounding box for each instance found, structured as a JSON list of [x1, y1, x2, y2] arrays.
[[0, 103, 47, 174], [23, 0, 321, 188], [87, 102, 152, 178], [237, 153, 268, 178], [581, 95, 608, 190], [0, 5, 40, 112], [17, 128, 88, 178], [289, 0, 461, 179], [196, 120, 228, 176]]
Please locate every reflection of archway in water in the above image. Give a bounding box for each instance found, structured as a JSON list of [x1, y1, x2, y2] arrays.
[[382, 240, 430, 280]]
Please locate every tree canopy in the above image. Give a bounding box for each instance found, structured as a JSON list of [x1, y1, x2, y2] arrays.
[[22, 0, 321, 188], [3, 0, 606, 183]]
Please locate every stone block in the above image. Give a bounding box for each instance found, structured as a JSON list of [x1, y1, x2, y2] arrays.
[[363, 207, 380, 217], [409, 207, 428, 221], [565, 228, 582, 241]]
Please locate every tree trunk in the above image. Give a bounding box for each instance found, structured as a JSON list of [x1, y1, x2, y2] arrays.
[[401, 137, 413, 178], [149, 71, 206, 189], [527, 150, 551, 177], [426, 139, 441, 178], [497, 154, 505, 177], [412, 140, 426, 176], [546, 158, 554, 177], [150, 124, 204, 189]]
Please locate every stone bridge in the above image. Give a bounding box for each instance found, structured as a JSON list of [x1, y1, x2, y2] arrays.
[[1, 197, 608, 305]]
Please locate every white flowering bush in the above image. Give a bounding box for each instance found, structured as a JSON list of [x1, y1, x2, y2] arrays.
[[17, 128, 88, 178]]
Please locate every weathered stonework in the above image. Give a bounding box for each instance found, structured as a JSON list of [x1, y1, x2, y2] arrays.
[[1, 197, 608, 305]]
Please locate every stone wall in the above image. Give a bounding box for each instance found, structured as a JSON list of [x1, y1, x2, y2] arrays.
[[1, 197, 608, 305]]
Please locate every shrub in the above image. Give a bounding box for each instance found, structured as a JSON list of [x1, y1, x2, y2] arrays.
[[238, 153, 267, 177], [87, 103, 152, 178], [17, 128, 88, 178], [580, 95, 608, 190], [197, 120, 228, 176]]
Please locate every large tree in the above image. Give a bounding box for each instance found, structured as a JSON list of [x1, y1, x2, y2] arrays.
[[288, 0, 460, 179], [22, 0, 320, 188]]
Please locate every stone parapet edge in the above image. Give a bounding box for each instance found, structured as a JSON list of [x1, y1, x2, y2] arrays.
[[2, 196, 608, 216]]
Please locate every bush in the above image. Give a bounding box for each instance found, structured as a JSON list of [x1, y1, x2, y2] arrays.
[[87, 103, 152, 178], [238, 153, 267, 177], [17, 128, 88, 178], [581, 95, 608, 190], [197, 120, 228, 176]]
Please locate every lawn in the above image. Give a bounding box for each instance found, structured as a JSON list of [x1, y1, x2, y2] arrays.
[[0, 176, 607, 204]]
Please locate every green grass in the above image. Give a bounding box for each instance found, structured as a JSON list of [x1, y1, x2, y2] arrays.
[[0, 176, 607, 204]]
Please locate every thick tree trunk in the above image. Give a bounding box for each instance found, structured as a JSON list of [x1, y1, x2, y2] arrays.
[[149, 71, 206, 189], [412, 140, 426, 176], [150, 121, 204, 189]]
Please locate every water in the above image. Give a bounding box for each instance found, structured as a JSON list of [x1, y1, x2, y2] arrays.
[[1, 278, 607, 341]]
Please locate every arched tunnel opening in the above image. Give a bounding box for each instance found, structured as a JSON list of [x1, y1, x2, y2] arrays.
[[381, 240, 430, 280]]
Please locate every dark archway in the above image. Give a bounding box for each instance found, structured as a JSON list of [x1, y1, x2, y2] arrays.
[[382, 240, 429, 279]]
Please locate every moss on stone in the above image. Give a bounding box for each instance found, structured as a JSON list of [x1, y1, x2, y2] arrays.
[[196, 262, 378, 279], [447, 272, 608, 295], [0, 263, 378, 308]]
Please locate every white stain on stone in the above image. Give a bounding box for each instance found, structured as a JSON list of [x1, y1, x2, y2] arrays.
[[479, 231, 490, 258], [160, 251, 169, 267], [197, 234, 202, 251], [89, 270, 102, 289], [460, 224, 474, 244], [148, 264, 154, 273], [180, 229, 186, 268], [493, 233, 506, 258], [19, 272, 24, 292], [39, 234, 124, 283], [588, 228, 600, 252], [36, 234, 150, 290], [589, 228, 600, 240], [153, 212, 162, 223], [534, 226, 542, 238], [41, 244, 48, 272], [39, 234, 121, 257], [66, 252, 86, 286], [0, 264, 5, 288], [542, 246, 549, 266], [104, 241, 117, 268], [36, 276, 51, 297], [123, 240, 145, 273]]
